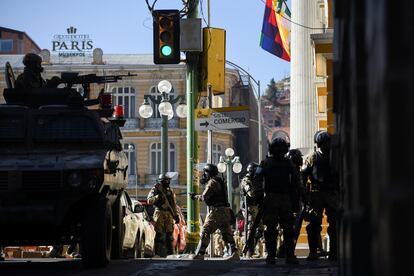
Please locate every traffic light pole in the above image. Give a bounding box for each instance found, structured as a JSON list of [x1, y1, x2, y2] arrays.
[[186, 0, 200, 253]]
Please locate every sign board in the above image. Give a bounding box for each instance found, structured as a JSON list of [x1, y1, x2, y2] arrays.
[[195, 106, 249, 131], [51, 26, 94, 58]]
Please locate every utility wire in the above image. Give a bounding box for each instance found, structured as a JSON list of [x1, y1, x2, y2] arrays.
[[259, 0, 333, 30]]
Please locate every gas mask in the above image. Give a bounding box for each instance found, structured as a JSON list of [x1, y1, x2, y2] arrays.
[[200, 171, 210, 185]]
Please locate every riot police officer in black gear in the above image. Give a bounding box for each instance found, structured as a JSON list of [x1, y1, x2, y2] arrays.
[[256, 138, 300, 265], [302, 131, 340, 261]]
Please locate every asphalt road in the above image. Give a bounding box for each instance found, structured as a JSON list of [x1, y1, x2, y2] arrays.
[[0, 257, 338, 276]]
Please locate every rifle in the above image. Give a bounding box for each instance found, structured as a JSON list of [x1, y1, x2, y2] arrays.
[[60, 72, 137, 100], [156, 184, 179, 224], [242, 202, 264, 255]]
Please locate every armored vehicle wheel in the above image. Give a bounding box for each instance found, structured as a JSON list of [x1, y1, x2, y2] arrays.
[[81, 197, 112, 268], [111, 195, 125, 259]]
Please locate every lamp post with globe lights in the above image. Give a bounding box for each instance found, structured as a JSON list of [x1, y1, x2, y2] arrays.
[[138, 80, 186, 175], [217, 148, 242, 211]]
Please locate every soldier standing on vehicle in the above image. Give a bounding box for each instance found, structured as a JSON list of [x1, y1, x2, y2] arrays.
[[302, 131, 340, 261], [147, 174, 180, 257], [256, 138, 300, 265], [189, 164, 240, 261], [15, 53, 60, 90], [240, 162, 264, 258]]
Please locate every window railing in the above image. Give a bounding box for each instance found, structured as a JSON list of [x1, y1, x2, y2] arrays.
[[144, 117, 179, 129], [121, 118, 140, 130]]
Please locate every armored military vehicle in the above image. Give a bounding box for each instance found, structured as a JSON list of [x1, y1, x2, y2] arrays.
[[0, 66, 133, 267]]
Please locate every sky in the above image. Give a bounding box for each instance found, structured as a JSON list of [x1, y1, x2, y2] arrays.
[[0, 0, 290, 89]]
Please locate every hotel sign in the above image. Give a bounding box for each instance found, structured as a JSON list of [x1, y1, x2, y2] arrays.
[[52, 26, 94, 57]]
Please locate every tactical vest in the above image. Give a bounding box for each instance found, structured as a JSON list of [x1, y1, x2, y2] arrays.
[[204, 177, 229, 207], [311, 152, 339, 191], [154, 186, 174, 210], [262, 157, 292, 194]]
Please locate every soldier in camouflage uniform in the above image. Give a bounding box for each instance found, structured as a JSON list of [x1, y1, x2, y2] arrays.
[[256, 138, 300, 265], [189, 164, 239, 261], [147, 174, 179, 257], [240, 162, 264, 258], [302, 131, 340, 261]]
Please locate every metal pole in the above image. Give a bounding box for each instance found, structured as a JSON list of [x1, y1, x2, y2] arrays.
[[258, 80, 263, 162], [207, 0, 211, 27], [207, 84, 213, 257], [161, 114, 168, 175], [186, 0, 200, 253], [226, 160, 232, 212]]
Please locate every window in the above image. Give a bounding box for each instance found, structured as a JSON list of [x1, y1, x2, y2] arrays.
[[0, 39, 13, 52], [150, 142, 176, 174], [205, 143, 223, 164], [149, 85, 176, 118], [112, 86, 136, 118]]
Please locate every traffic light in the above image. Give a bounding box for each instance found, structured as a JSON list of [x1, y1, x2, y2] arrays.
[[153, 10, 180, 64]]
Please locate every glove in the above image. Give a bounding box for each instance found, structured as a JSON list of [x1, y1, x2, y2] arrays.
[[188, 192, 197, 200], [174, 215, 180, 224]]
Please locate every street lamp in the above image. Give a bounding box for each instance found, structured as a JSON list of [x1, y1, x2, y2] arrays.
[[217, 148, 242, 211], [138, 80, 186, 175]]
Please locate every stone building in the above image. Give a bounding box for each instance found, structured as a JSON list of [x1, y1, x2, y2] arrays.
[[0, 48, 254, 207]]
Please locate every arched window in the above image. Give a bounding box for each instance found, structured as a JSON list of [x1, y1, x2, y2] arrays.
[[150, 142, 176, 174], [112, 86, 136, 118], [123, 143, 136, 187]]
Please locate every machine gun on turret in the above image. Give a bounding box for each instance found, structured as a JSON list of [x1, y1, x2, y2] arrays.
[[59, 72, 137, 100], [3, 70, 136, 109]]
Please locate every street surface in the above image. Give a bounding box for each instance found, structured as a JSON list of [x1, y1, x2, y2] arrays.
[[0, 256, 338, 276]]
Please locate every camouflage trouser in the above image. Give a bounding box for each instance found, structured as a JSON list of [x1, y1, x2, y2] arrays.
[[196, 206, 236, 255], [262, 193, 296, 258], [245, 205, 264, 256], [153, 209, 174, 256], [306, 190, 340, 257]]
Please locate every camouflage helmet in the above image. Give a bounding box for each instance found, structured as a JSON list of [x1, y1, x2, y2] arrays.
[[158, 173, 171, 185], [269, 137, 290, 156], [203, 163, 218, 178]]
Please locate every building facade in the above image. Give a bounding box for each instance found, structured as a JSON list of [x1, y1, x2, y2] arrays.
[[0, 49, 248, 207], [0, 27, 41, 55]]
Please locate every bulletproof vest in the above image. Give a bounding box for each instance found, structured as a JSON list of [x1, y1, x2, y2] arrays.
[[262, 156, 293, 194], [311, 152, 339, 190], [154, 185, 174, 210], [204, 177, 229, 207]]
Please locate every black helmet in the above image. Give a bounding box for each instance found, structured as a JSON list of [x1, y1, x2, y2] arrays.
[[246, 162, 259, 176], [314, 131, 331, 146], [158, 173, 171, 185], [23, 53, 43, 72], [287, 149, 303, 168], [203, 163, 218, 178], [269, 137, 290, 156]]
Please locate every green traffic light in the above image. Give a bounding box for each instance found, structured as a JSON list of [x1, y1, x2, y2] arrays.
[[161, 45, 172, 56]]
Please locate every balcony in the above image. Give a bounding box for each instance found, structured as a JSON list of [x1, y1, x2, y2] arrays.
[[121, 118, 140, 130], [145, 174, 179, 186], [127, 174, 138, 188], [144, 118, 179, 129]]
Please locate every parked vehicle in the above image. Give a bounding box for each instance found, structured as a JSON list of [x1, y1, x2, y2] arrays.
[[0, 65, 133, 267], [122, 194, 155, 258]]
